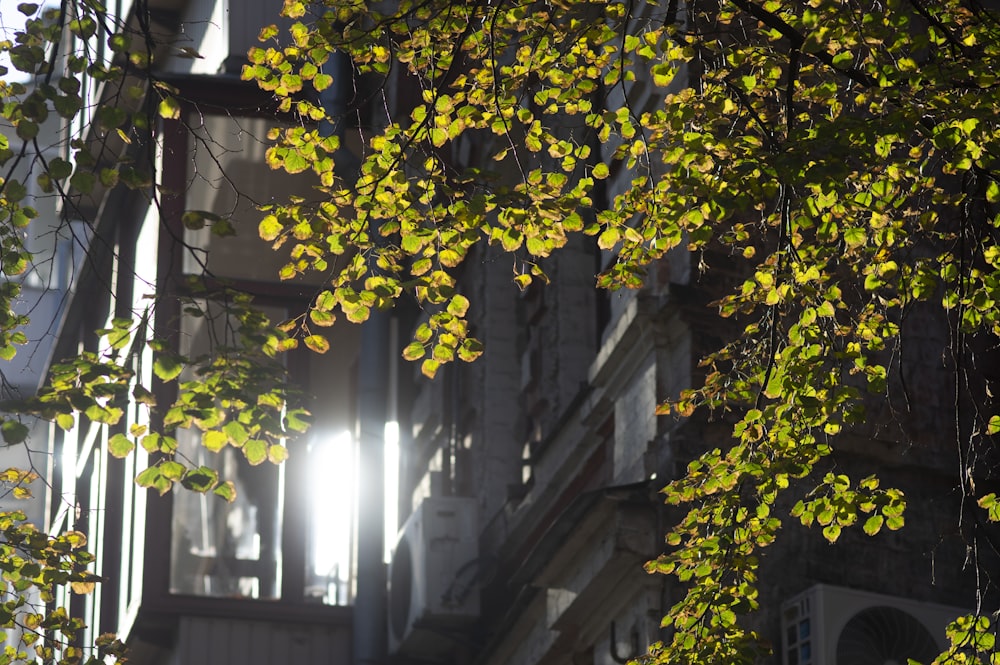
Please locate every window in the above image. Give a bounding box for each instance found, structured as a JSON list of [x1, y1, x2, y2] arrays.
[[162, 104, 362, 605]]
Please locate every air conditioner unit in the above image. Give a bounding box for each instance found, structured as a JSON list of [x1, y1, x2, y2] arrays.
[[388, 496, 480, 658], [781, 584, 967, 665]]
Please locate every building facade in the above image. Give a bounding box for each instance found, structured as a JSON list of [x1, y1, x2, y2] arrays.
[[25, 0, 356, 663], [12, 1, 999, 665], [387, 203, 990, 665], [380, 22, 998, 665]]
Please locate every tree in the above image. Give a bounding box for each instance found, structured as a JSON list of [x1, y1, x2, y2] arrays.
[[2, 0, 1000, 664], [0, 2, 307, 661], [249, 0, 1000, 663]]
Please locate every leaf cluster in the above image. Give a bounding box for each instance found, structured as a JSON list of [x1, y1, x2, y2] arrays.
[[250, 0, 1000, 661], [0, 476, 126, 664], [0, 2, 317, 662]]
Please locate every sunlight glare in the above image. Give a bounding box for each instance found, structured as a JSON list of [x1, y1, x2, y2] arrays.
[[384, 421, 399, 563], [310, 429, 355, 603]]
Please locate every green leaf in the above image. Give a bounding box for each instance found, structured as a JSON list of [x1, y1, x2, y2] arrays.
[[16, 120, 38, 141], [259, 215, 282, 241], [0, 420, 29, 445], [344, 302, 371, 323], [432, 343, 454, 362], [211, 218, 236, 237], [70, 170, 95, 194], [843, 227, 866, 249], [268, 444, 288, 464], [108, 434, 134, 458], [135, 466, 170, 495], [153, 353, 184, 382], [133, 384, 157, 406], [526, 235, 547, 256], [213, 481, 237, 502], [138, 433, 157, 453], [979, 493, 1000, 522], [158, 96, 181, 120], [421, 358, 441, 378], [47, 158, 73, 180], [831, 51, 853, 68], [304, 335, 330, 353], [310, 309, 336, 327], [863, 514, 884, 535], [181, 466, 219, 493], [987, 181, 1000, 204], [243, 439, 267, 465], [182, 211, 206, 230], [160, 461, 185, 481], [68, 16, 97, 38], [598, 227, 620, 250], [285, 409, 311, 433], [223, 421, 249, 446], [280, 151, 308, 174], [105, 327, 131, 351], [202, 430, 228, 452], [314, 73, 333, 91], [458, 338, 484, 362], [447, 294, 470, 317], [4, 179, 27, 202], [403, 342, 426, 360], [430, 127, 448, 147]]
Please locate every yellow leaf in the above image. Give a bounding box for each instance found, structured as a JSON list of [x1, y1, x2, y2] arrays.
[[202, 430, 228, 452], [71, 581, 96, 595], [158, 96, 181, 120], [259, 215, 282, 241]]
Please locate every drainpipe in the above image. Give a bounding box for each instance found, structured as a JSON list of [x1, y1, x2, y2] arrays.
[[320, 50, 387, 665], [355, 309, 388, 665]]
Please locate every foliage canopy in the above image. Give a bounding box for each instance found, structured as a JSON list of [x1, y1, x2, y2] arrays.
[[1, 0, 1000, 663], [1, 1, 306, 660], [250, 0, 1000, 662]]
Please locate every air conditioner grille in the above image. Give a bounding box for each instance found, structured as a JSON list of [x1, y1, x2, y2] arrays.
[[388, 496, 479, 658], [781, 584, 967, 665], [835, 606, 939, 665]]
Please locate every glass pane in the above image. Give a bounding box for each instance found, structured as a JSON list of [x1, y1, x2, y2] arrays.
[[169, 301, 286, 599], [182, 113, 325, 285], [171, 431, 284, 599], [301, 325, 361, 605], [305, 430, 355, 604]]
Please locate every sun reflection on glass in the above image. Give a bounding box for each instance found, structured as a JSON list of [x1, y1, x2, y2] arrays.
[[308, 430, 355, 604], [307, 421, 399, 604]]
